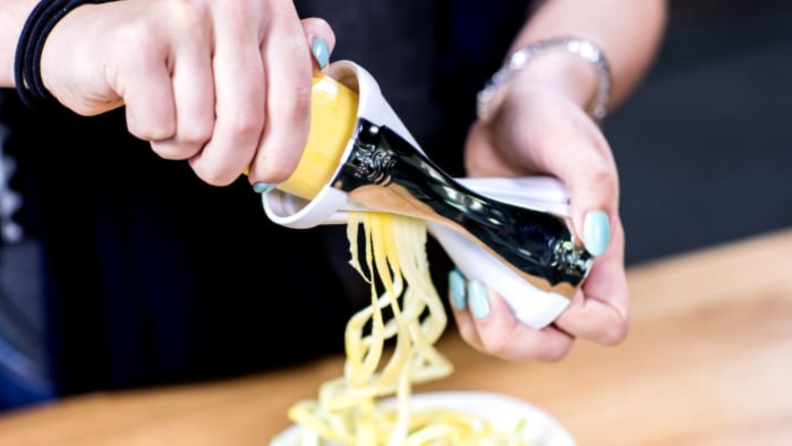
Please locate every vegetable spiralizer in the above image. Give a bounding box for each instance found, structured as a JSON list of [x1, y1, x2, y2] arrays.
[[260, 61, 593, 329]]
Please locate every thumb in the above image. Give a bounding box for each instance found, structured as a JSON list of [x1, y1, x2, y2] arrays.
[[560, 138, 619, 258], [527, 114, 618, 257], [301, 18, 336, 73]]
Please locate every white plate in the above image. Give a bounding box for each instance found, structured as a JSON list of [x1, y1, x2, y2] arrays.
[[270, 390, 576, 445]]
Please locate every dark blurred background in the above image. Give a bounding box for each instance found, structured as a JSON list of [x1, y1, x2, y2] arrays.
[[608, 0, 792, 263], [1, 0, 791, 411]]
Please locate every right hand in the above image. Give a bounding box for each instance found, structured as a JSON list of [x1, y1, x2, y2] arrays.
[[40, 0, 335, 187], [452, 53, 629, 362]]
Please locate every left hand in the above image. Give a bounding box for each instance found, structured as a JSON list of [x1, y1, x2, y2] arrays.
[[449, 58, 629, 362], [41, 0, 335, 187]]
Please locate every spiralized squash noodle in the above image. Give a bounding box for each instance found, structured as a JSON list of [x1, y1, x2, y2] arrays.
[[286, 212, 531, 445]]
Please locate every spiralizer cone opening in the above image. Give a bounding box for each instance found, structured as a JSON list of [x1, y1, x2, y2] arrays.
[[276, 73, 360, 201]]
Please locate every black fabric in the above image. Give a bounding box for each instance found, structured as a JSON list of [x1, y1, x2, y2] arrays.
[[297, 0, 531, 175], [0, 0, 533, 399], [4, 104, 358, 394]]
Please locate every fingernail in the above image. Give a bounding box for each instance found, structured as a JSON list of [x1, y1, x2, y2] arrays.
[[252, 182, 277, 194], [311, 38, 330, 70], [468, 281, 490, 320], [448, 268, 467, 310], [583, 210, 611, 256]]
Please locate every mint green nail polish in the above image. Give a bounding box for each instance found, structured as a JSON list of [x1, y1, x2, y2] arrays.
[[311, 38, 330, 69], [468, 281, 490, 320], [253, 182, 276, 194], [584, 210, 611, 256], [448, 268, 467, 310]]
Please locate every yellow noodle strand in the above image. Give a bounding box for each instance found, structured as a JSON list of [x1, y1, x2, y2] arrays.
[[286, 213, 532, 445]]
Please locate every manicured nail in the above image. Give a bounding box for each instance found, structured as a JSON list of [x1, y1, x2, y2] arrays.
[[583, 210, 611, 256], [311, 38, 330, 70], [468, 281, 490, 320], [448, 268, 467, 310], [252, 182, 276, 194]]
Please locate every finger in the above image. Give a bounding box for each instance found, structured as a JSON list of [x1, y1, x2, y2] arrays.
[[452, 308, 485, 353], [247, 6, 314, 185], [301, 18, 336, 72], [468, 281, 574, 362], [448, 268, 484, 349], [189, 8, 265, 186], [151, 15, 214, 160], [555, 217, 630, 345], [542, 120, 619, 258], [452, 268, 574, 362], [119, 32, 175, 142]]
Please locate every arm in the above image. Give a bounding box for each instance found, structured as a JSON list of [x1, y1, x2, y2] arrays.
[[510, 0, 668, 111], [452, 0, 668, 361]]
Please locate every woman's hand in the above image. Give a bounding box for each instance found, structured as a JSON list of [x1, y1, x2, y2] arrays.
[[450, 53, 629, 362], [39, 0, 334, 187]]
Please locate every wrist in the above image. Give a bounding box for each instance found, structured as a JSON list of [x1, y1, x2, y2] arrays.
[[15, 0, 117, 110], [507, 50, 598, 112], [477, 37, 612, 124], [40, 3, 96, 101]]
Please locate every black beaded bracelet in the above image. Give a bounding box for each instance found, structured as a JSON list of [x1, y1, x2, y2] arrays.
[[14, 0, 109, 110]]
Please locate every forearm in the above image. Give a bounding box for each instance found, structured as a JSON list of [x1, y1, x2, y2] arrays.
[[510, 0, 668, 113], [0, 0, 40, 87]]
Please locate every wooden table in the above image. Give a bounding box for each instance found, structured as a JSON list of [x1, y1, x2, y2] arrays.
[[1, 229, 791, 445]]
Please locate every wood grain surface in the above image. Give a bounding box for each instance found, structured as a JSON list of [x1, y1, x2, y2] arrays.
[[1, 228, 791, 445]]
